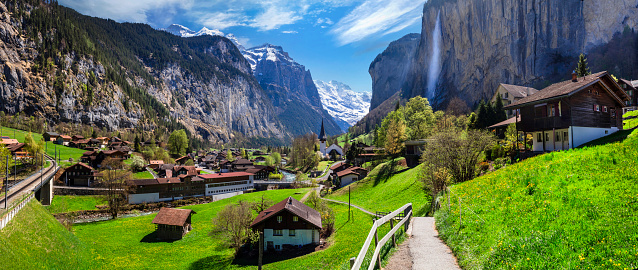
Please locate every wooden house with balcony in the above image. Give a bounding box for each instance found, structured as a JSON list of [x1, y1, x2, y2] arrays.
[[505, 71, 629, 152], [618, 78, 638, 114]]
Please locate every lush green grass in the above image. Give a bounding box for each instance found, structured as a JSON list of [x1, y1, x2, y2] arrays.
[[623, 111, 638, 129], [132, 170, 154, 179], [45, 195, 106, 214], [0, 200, 90, 269], [327, 161, 431, 217], [0, 126, 86, 162], [434, 129, 638, 269], [579, 128, 635, 147], [73, 189, 310, 269]]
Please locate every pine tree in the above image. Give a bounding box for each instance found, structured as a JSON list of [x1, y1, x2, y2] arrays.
[[477, 100, 488, 129], [576, 53, 591, 77], [395, 100, 401, 111], [494, 98, 507, 123]]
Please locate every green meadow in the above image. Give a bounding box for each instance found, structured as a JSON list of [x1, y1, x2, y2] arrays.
[[435, 129, 638, 269]]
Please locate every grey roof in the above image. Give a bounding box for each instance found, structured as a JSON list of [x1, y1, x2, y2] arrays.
[[499, 84, 538, 98]]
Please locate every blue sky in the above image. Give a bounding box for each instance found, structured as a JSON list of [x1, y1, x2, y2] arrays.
[[58, 0, 426, 92]]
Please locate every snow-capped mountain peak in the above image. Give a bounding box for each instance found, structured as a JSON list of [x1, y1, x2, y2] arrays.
[[241, 44, 299, 72], [314, 80, 371, 129], [162, 24, 243, 50]]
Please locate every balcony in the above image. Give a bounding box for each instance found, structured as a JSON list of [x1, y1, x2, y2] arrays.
[[533, 116, 570, 130]]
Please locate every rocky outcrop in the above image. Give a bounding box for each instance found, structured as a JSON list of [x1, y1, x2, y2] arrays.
[[368, 33, 420, 112], [383, 0, 638, 110], [243, 44, 343, 136]]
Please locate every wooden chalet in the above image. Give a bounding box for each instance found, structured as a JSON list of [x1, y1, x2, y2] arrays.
[[42, 131, 60, 142], [251, 197, 322, 251], [232, 158, 254, 171], [175, 155, 190, 165], [56, 135, 72, 146], [60, 162, 101, 187], [148, 160, 164, 170], [72, 135, 85, 141], [618, 78, 638, 114], [102, 150, 129, 160], [152, 208, 196, 241], [245, 165, 276, 180], [505, 71, 630, 151]]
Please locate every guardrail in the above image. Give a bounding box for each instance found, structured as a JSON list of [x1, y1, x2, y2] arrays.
[[349, 203, 412, 270]]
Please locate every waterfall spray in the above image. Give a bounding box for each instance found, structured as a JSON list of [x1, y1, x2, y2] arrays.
[[426, 10, 442, 100]]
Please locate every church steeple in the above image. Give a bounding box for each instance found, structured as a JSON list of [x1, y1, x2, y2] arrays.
[[318, 118, 326, 142]]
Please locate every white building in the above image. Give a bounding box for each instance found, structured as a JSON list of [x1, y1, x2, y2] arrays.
[[251, 197, 322, 251]]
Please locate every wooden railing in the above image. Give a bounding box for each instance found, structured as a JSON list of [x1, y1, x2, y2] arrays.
[[349, 203, 412, 270]]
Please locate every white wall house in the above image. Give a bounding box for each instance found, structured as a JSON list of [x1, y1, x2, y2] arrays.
[[251, 197, 323, 251]]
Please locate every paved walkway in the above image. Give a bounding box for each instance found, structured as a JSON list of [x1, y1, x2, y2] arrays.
[[408, 217, 461, 270]]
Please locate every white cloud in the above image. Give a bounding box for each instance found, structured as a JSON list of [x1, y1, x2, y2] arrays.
[[331, 0, 425, 45], [60, 0, 193, 25], [197, 12, 248, 30], [282, 30, 298, 34], [250, 6, 303, 31]]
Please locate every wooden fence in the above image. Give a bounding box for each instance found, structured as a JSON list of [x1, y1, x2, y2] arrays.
[[349, 203, 412, 270]]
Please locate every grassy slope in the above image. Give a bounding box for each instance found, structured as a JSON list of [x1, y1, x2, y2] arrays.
[[45, 195, 106, 214], [0, 200, 89, 269], [435, 129, 638, 269], [132, 170, 154, 179], [327, 162, 431, 217], [73, 189, 309, 269]]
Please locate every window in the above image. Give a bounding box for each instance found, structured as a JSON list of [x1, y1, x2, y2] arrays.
[[277, 216, 282, 223], [293, 216, 299, 222], [556, 133, 561, 142], [289, 229, 296, 236], [545, 133, 550, 142], [537, 133, 542, 142], [603, 106, 608, 113], [594, 104, 600, 112], [548, 104, 555, 117], [563, 132, 568, 142], [629, 90, 634, 96], [611, 108, 616, 118], [275, 245, 281, 250], [504, 92, 509, 98], [273, 229, 283, 236]]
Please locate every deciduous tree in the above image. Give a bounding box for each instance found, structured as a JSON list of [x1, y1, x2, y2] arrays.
[[210, 201, 258, 254], [168, 129, 188, 157]]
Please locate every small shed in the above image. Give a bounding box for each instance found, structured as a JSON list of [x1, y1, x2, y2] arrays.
[[152, 208, 196, 240]]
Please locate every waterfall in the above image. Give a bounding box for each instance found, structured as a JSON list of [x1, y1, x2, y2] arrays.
[[426, 10, 442, 100]]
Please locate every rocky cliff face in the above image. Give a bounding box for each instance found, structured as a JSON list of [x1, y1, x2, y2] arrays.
[[243, 44, 343, 136], [384, 0, 638, 110], [368, 33, 420, 111], [0, 2, 287, 144], [0, 2, 143, 131]]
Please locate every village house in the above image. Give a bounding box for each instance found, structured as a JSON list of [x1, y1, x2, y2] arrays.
[[152, 208, 196, 241], [245, 165, 276, 180], [175, 155, 190, 165], [254, 156, 266, 163], [56, 135, 72, 146], [618, 78, 638, 114], [6, 143, 27, 158], [102, 150, 130, 160], [505, 71, 629, 152], [231, 158, 254, 171], [80, 151, 103, 168], [42, 131, 61, 142], [0, 137, 19, 145], [331, 164, 367, 188], [59, 162, 101, 187], [250, 197, 322, 251], [148, 160, 164, 170], [490, 84, 539, 118], [72, 135, 85, 141]]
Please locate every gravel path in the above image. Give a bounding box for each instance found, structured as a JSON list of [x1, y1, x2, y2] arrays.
[[409, 217, 461, 270]]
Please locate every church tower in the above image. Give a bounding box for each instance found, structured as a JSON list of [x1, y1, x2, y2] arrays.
[[318, 119, 327, 156]]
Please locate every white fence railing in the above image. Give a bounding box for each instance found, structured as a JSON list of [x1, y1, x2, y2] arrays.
[[0, 193, 34, 230], [350, 203, 412, 270]]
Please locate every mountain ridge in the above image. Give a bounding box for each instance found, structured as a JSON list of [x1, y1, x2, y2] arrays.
[[314, 80, 370, 131]]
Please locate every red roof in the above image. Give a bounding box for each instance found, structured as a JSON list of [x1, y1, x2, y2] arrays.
[[152, 208, 195, 226], [336, 168, 360, 178], [198, 172, 254, 179]]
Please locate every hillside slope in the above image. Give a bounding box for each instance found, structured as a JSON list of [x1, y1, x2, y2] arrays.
[[0, 200, 89, 269], [435, 129, 638, 269], [328, 161, 431, 217]]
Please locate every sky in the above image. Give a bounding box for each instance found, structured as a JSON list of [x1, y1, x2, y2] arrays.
[[58, 0, 426, 92]]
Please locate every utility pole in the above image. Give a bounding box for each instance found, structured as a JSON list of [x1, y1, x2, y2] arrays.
[[4, 155, 7, 209], [348, 186, 351, 221]]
